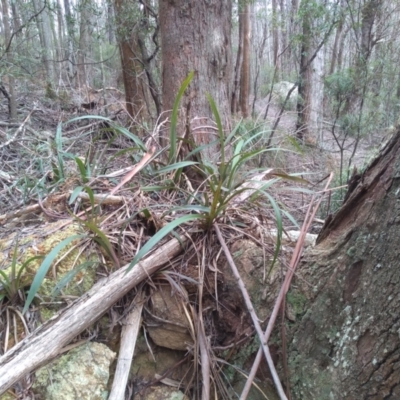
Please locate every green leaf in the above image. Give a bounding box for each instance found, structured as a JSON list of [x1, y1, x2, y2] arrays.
[[224, 118, 243, 146], [51, 261, 98, 297], [69, 186, 84, 204], [282, 209, 299, 228], [23, 234, 85, 313], [83, 186, 96, 209], [55, 122, 63, 152], [74, 158, 88, 182], [184, 138, 219, 160], [83, 220, 119, 267], [206, 94, 225, 162], [66, 115, 146, 151], [154, 161, 198, 175], [169, 72, 194, 164], [127, 214, 203, 273], [141, 185, 174, 192]]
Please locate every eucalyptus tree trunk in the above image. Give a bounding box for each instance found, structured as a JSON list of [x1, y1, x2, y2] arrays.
[[1, 0, 17, 121], [329, 0, 345, 75], [63, 0, 76, 83], [296, 0, 332, 141], [106, 1, 115, 44], [231, 2, 243, 114], [32, 0, 55, 83], [239, 2, 251, 118], [309, 44, 325, 144], [114, 0, 150, 122], [343, 0, 383, 113], [272, 0, 280, 77], [55, 0, 65, 82], [295, 0, 312, 140], [159, 0, 232, 161], [77, 0, 92, 87]]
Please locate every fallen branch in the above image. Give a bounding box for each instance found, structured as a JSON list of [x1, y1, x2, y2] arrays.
[[108, 291, 144, 400], [0, 235, 188, 394]]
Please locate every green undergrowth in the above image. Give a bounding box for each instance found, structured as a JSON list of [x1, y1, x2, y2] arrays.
[[0, 72, 309, 329]]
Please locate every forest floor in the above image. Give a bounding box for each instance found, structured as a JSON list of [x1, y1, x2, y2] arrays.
[[0, 83, 391, 399]]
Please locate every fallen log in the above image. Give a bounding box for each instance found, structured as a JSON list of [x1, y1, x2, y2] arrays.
[[0, 236, 188, 394]]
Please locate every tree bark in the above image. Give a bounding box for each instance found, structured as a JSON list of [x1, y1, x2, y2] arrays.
[[289, 130, 400, 398], [239, 2, 251, 118], [1, 0, 17, 121], [231, 3, 243, 115], [296, 0, 312, 140], [272, 0, 280, 78], [77, 0, 92, 87], [114, 0, 152, 122], [32, 0, 54, 83], [0, 236, 187, 394], [159, 0, 232, 161], [63, 0, 76, 82]]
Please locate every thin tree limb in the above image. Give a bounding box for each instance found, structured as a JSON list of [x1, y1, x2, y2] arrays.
[[108, 291, 145, 400], [214, 224, 288, 400]]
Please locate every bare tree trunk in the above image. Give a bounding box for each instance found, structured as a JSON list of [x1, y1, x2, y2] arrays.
[[231, 3, 243, 115], [32, 0, 54, 83], [296, 0, 312, 140], [63, 0, 76, 83], [159, 0, 232, 161], [272, 0, 280, 78], [310, 44, 325, 143], [1, 0, 17, 121], [289, 0, 299, 72], [344, 0, 383, 113], [329, 0, 345, 75], [251, 2, 268, 117], [114, 0, 150, 122], [240, 2, 251, 118], [77, 0, 92, 88]]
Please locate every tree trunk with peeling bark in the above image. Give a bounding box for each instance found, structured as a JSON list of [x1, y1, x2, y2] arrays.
[[288, 130, 400, 398], [159, 0, 232, 161]]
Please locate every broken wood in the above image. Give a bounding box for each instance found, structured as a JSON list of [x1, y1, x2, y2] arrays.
[[108, 292, 144, 400], [0, 236, 188, 394]]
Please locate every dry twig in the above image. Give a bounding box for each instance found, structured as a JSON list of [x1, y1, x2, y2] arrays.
[[239, 173, 334, 399], [215, 224, 288, 400]]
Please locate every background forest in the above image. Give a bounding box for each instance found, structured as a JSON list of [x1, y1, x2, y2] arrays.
[[1, 0, 396, 167], [0, 0, 399, 399]]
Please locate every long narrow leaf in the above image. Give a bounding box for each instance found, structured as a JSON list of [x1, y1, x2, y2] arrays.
[[51, 261, 98, 297], [74, 158, 88, 183], [154, 161, 198, 175], [169, 72, 194, 164], [66, 116, 146, 150], [206, 94, 224, 162], [23, 234, 85, 313], [83, 220, 119, 267], [184, 138, 220, 160], [224, 118, 243, 146], [127, 214, 203, 273], [69, 186, 84, 204]]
